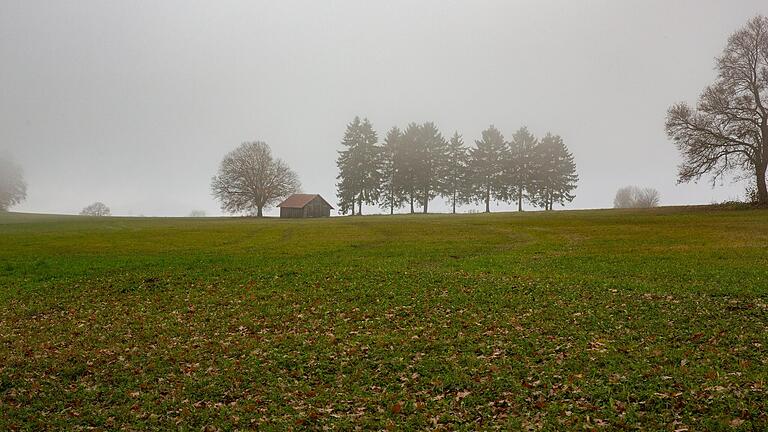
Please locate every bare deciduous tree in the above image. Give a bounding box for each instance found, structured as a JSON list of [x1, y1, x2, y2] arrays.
[[188, 210, 206, 217], [211, 141, 301, 217], [80, 202, 111, 216], [635, 188, 661, 208], [614, 186, 660, 208], [0, 157, 27, 211], [613, 186, 636, 209], [666, 15, 768, 204]]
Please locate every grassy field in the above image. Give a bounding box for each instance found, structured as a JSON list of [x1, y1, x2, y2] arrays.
[[0, 207, 766, 431]]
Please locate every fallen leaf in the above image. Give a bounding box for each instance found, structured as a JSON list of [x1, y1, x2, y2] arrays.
[[391, 402, 402, 414], [729, 418, 745, 428]]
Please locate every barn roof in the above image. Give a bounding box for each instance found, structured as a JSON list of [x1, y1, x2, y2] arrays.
[[278, 194, 334, 209]]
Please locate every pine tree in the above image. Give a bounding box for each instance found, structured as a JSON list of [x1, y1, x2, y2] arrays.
[[335, 116, 382, 215], [380, 126, 405, 214], [442, 132, 468, 214], [468, 125, 509, 212], [399, 123, 421, 213], [507, 127, 538, 211], [335, 118, 360, 215], [413, 122, 448, 213], [530, 133, 578, 210]]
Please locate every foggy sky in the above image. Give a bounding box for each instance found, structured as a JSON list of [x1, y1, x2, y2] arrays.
[[1, 0, 765, 216]]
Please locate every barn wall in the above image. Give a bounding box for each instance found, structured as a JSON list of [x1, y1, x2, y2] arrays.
[[280, 207, 304, 218], [305, 197, 331, 218], [279, 196, 333, 218]]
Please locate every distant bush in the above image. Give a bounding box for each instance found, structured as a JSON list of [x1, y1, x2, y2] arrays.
[[614, 186, 660, 209], [0, 156, 27, 211], [743, 182, 764, 205], [712, 200, 760, 210], [713, 183, 767, 209], [188, 210, 206, 217], [80, 202, 111, 216]]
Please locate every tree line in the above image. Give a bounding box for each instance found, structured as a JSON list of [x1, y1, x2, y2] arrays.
[[335, 117, 578, 215]]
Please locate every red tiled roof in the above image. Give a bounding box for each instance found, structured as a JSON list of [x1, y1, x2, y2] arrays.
[[277, 194, 334, 209]]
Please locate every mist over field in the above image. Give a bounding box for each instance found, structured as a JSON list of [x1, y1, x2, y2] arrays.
[[1, 0, 765, 216]]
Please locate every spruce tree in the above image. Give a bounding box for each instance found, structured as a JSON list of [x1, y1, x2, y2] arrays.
[[380, 126, 404, 214], [468, 125, 509, 212], [507, 127, 538, 211], [335, 118, 361, 215], [530, 133, 578, 210], [399, 123, 421, 213], [413, 122, 448, 213], [335, 116, 382, 215], [442, 132, 468, 214]]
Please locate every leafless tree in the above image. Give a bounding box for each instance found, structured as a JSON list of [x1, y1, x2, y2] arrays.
[[80, 202, 111, 216], [614, 186, 660, 208], [666, 15, 768, 204], [0, 157, 27, 211], [635, 187, 660, 208], [613, 186, 636, 208], [188, 210, 206, 217], [211, 141, 301, 217]]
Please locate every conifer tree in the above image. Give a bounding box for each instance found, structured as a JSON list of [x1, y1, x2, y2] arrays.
[[442, 132, 468, 214], [530, 133, 578, 210], [468, 125, 509, 212], [399, 123, 422, 213], [507, 127, 538, 211], [335, 116, 382, 215], [380, 126, 405, 214], [336, 118, 361, 215], [413, 122, 448, 213]]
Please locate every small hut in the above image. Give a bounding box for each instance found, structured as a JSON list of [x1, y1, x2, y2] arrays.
[[278, 194, 333, 218]]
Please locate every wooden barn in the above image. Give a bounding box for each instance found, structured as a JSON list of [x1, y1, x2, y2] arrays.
[[278, 194, 333, 218]]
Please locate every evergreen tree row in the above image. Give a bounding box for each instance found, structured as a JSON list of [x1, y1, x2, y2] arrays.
[[335, 116, 578, 215]]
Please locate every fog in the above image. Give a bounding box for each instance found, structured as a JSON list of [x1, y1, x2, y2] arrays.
[[1, 0, 764, 216]]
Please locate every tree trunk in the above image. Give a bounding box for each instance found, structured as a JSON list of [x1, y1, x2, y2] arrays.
[[358, 196, 362, 216], [257, 206, 263, 217], [485, 185, 490, 213], [757, 162, 768, 204], [351, 197, 355, 216], [517, 187, 523, 212], [423, 194, 428, 214], [410, 195, 414, 214], [452, 189, 456, 214]]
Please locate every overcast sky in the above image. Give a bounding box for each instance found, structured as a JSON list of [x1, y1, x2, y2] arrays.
[[1, 0, 765, 216]]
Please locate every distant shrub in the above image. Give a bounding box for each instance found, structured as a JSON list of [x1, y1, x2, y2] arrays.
[[713, 200, 759, 210], [713, 183, 767, 209], [744, 182, 763, 205], [614, 186, 660, 209], [189, 210, 206, 217], [80, 202, 111, 217], [0, 156, 27, 211]]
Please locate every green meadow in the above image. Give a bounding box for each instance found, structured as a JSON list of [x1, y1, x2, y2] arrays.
[[0, 208, 766, 430]]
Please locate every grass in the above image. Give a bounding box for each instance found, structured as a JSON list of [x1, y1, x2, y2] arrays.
[[0, 207, 766, 430]]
